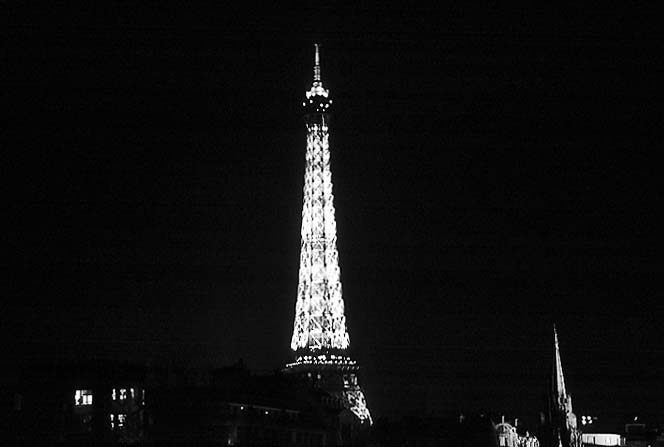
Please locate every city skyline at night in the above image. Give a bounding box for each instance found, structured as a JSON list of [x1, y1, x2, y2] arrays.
[[4, 2, 662, 432]]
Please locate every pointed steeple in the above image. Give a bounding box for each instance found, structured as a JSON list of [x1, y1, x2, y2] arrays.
[[548, 325, 581, 447], [553, 325, 567, 399]]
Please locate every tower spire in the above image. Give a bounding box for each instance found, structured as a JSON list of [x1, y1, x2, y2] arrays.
[[304, 44, 329, 103], [314, 43, 321, 82], [553, 324, 567, 398], [548, 325, 582, 447]]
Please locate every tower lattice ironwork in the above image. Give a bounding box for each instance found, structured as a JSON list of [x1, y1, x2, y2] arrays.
[[285, 44, 372, 425]]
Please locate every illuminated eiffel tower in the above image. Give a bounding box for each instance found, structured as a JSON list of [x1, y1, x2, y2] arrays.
[[285, 44, 372, 425]]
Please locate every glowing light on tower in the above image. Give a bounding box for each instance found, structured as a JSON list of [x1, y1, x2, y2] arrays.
[[291, 43, 349, 353], [287, 44, 372, 424]]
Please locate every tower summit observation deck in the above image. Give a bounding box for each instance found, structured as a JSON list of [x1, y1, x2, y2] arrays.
[[285, 44, 372, 425]]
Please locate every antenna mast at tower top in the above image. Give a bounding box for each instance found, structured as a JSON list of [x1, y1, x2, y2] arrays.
[[304, 44, 330, 104], [314, 43, 321, 82]]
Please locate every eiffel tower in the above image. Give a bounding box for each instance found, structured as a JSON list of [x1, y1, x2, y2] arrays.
[[284, 44, 372, 425]]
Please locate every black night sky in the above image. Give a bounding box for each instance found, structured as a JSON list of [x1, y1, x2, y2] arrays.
[[4, 2, 663, 429]]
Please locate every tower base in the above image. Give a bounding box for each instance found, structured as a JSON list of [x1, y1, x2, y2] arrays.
[[284, 354, 372, 425]]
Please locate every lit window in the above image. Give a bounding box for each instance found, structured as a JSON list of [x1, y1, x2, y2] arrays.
[[130, 388, 135, 399], [118, 414, 126, 428], [112, 389, 116, 400], [119, 389, 127, 400], [110, 414, 115, 430], [75, 390, 93, 406]]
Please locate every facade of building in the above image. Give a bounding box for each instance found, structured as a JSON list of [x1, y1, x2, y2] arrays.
[[370, 413, 501, 447], [581, 433, 625, 446], [7, 360, 347, 446], [148, 363, 340, 446], [624, 423, 662, 447], [284, 44, 372, 428], [10, 360, 147, 445], [497, 417, 540, 447]]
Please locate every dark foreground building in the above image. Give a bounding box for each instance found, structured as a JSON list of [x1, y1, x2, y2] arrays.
[[369, 413, 500, 447], [3, 359, 526, 447], [3, 360, 352, 446], [7, 360, 147, 445], [149, 362, 343, 446]]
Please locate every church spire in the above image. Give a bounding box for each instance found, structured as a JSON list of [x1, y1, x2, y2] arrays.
[[553, 325, 567, 399], [548, 325, 582, 447]]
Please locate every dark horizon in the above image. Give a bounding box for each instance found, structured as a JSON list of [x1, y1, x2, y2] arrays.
[[4, 2, 662, 428]]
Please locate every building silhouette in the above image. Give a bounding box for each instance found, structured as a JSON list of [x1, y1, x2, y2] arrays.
[[9, 360, 148, 445], [496, 416, 540, 447], [539, 326, 582, 447], [5, 360, 348, 446], [370, 413, 500, 447]]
